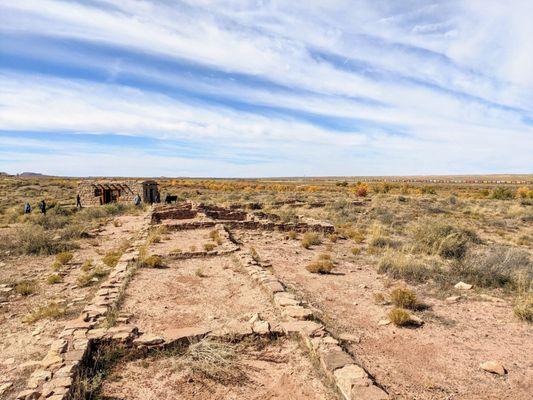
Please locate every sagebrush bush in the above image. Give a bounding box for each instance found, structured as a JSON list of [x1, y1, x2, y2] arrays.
[[354, 183, 369, 197], [142, 255, 165, 268], [306, 259, 334, 274], [15, 280, 37, 296], [377, 250, 437, 283], [1, 225, 70, 255], [452, 246, 532, 291], [390, 287, 417, 309], [409, 218, 478, 259], [204, 243, 216, 252], [301, 232, 321, 249], [103, 251, 121, 268], [47, 274, 62, 284], [388, 308, 411, 326], [56, 251, 73, 265], [24, 302, 66, 323], [491, 187, 514, 200], [513, 292, 532, 322]]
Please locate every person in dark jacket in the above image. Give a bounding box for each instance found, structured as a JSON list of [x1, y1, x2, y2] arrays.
[[24, 202, 31, 214], [39, 200, 46, 215], [76, 194, 82, 208]]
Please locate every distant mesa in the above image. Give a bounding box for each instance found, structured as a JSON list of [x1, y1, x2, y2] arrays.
[[17, 172, 50, 177]]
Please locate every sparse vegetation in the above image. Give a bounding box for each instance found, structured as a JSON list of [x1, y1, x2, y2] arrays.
[[56, 251, 73, 265], [306, 253, 334, 274], [388, 308, 411, 327], [390, 287, 417, 309], [204, 243, 216, 252], [141, 255, 165, 268], [103, 251, 121, 268], [15, 280, 37, 296], [47, 274, 62, 284], [301, 232, 321, 249], [24, 302, 66, 323]]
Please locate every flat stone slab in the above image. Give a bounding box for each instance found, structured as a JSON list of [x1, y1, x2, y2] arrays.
[[280, 320, 324, 336], [162, 326, 211, 342], [320, 348, 354, 372]]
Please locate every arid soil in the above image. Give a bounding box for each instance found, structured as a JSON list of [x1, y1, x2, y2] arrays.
[[235, 229, 533, 400], [0, 213, 146, 398], [121, 255, 281, 336], [100, 338, 336, 400]]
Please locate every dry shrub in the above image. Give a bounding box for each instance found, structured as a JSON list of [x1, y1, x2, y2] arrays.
[[47, 274, 62, 284], [452, 246, 531, 291], [301, 232, 321, 249], [328, 234, 338, 243], [306, 254, 334, 274], [377, 250, 437, 283], [56, 251, 73, 265], [516, 186, 533, 199], [287, 231, 297, 240], [390, 287, 417, 309], [513, 292, 532, 322], [1, 225, 70, 255], [24, 302, 66, 323], [368, 224, 395, 249], [179, 339, 243, 384], [103, 251, 121, 268], [81, 259, 93, 272], [409, 218, 478, 259], [354, 183, 369, 197], [491, 187, 514, 200], [50, 261, 62, 271], [204, 243, 216, 252], [77, 266, 108, 287], [388, 308, 411, 327], [15, 280, 37, 296], [142, 255, 165, 268], [351, 247, 361, 255]]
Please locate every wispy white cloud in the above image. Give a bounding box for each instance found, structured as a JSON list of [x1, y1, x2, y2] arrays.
[[0, 0, 531, 176]]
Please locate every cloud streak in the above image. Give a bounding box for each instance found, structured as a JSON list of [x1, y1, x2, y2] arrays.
[[0, 0, 531, 176]]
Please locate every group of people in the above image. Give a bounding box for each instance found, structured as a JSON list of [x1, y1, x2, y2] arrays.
[[24, 193, 144, 214], [23, 200, 47, 215]]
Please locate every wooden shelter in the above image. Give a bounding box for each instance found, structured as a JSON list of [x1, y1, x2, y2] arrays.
[[77, 180, 160, 207]]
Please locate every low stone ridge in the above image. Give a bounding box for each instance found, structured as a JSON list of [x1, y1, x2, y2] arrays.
[[235, 249, 388, 400], [16, 213, 152, 400]]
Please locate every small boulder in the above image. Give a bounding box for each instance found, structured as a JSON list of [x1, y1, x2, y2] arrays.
[[480, 361, 506, 375], [454, 282, 473, 290]]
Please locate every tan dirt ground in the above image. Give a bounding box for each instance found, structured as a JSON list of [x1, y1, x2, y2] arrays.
[[100, 338, 337, 400], [149, 228, 227, 255], [234, 229, 533, 400], [0, 213, 146, 399], [121, 255, 281, 337]]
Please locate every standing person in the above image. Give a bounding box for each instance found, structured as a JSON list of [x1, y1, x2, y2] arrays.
[[39, 200, 46, 215], [134, 194, 141, 207], [76, 194, 82, 208], [24, 202, 31, 214]]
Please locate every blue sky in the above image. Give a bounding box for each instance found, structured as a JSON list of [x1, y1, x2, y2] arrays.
[[0, 0, 532, 177]]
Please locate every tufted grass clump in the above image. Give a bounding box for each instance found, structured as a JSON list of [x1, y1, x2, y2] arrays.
[[513, 292, 532, 322], [15, 280, 37, 296], [390, 287, 417, 309], [204, 243, 217, 252], [24, 302, 66, 323], [142, 255, 165, 268], [306, 253, 334, 274], [301, 232, 321, 249], [56, 251, 73, 265], [388, 308, 411, 327], [103, 251, 121, 268], [47, 274, 62, 285]]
